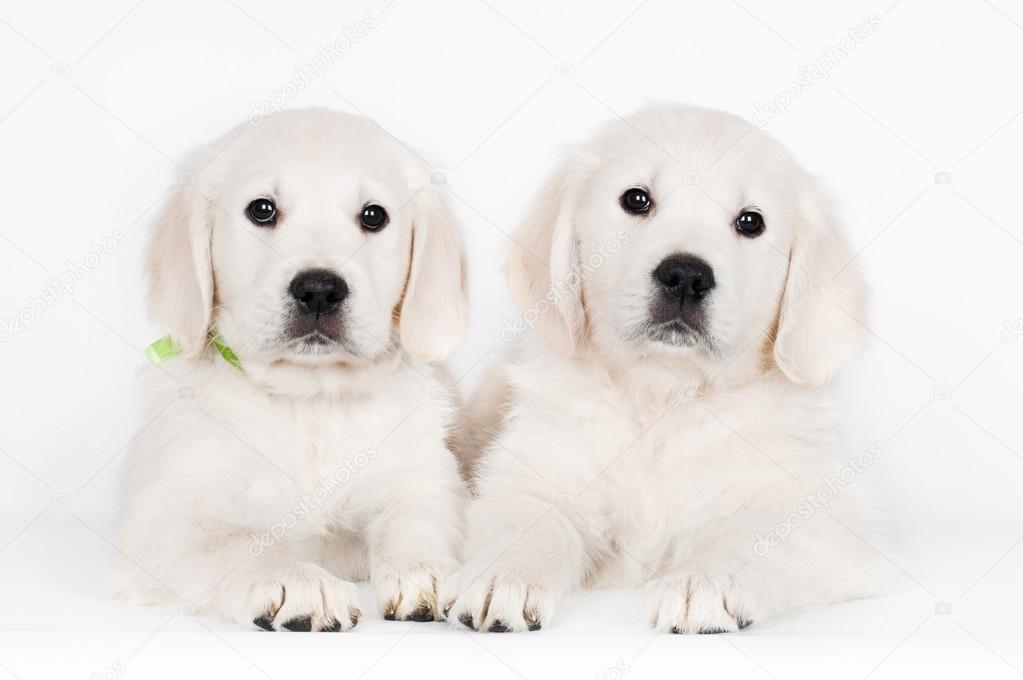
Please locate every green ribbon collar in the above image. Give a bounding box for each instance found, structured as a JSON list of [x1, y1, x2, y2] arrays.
[[145, 334, 242, 371]]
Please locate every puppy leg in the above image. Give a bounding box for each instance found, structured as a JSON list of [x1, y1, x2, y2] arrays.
[[366, 487, 463, 622], [647, 571, 754, 634], [646, 509, 882, 633], [222, 560, 363, 632], [114, 523, 364, 632], [201, 536, 366, 632], [440, 497, 587, 632]]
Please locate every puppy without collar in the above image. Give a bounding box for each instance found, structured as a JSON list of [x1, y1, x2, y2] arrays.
[[444, 104, 883, 633], [108, 108, 469, 631]]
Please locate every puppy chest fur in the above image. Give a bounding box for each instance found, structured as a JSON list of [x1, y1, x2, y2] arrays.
[[112, 356, 463, 604]]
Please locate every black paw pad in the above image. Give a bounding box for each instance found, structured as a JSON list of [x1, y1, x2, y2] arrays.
[[406, 606, 435, 622], [253, 614, 275, 631], [526, 619, 542, 631], [458, 613, 474, 629], [320, 619, 342, 632], [383, 610, 397, 621], [282, 616, 312, 632], [737, 618, 753, 630], [670, 626, 682, 634], [488, 620, 510, 633], [698, 627, 728, 635]]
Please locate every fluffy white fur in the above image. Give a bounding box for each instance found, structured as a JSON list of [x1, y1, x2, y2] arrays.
[[443, 104, 882, 634], [109, 108, 469, 631]]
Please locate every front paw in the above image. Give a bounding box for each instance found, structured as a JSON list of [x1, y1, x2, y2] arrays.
[[243, 562, 362, 632], [373, 561, 452, 622], [647, 572, 754, 634], [440, 564, 552, 632]]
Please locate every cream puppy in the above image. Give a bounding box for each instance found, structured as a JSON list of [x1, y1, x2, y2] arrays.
[[109, 108, 468, 631], [443, 104, 882, 633]]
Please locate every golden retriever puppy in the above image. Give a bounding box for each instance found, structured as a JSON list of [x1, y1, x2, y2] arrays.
[[109, 108, 468, 631], [444, 104, 881, 633]]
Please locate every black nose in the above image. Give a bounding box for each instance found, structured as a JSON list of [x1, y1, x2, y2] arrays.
[[289, 269, 348, 317], [653, 254, 715, 303]]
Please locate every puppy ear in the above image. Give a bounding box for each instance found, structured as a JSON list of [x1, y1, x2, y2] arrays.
[[504, 161, 588, 355], [773, 186, 869, 386], [146, 180, 214, 357], [399, 188, 469, 362]]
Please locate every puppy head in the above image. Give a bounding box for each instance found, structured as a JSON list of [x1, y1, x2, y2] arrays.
[[147, 108, 467, 366], [506, 104, 867, 385]]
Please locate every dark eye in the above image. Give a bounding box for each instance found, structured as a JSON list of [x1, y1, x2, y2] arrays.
[[620, 187, 652, 215], [735, 210, 764, 237], [360, 204, 388, 231], [246, 198, 277, 226]]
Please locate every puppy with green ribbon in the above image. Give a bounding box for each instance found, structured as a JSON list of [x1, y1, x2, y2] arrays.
[[109, 108, 469, 632]]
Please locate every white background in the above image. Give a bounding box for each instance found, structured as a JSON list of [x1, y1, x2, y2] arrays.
[[1, 1, 1022, 678]]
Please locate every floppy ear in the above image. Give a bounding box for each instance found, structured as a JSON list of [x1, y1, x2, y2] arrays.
[[503, 161, 588, 355], [399, 189, 469, 362], [773, 186, 869, 386], [146, 180, 214, 358]]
